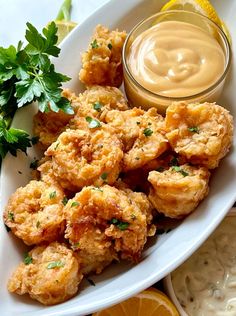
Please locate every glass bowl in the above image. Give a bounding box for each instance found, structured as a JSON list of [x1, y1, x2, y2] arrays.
[[122, 10, 231, 114]]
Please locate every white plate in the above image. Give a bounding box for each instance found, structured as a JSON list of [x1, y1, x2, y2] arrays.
[[0, 0, 236, 315]]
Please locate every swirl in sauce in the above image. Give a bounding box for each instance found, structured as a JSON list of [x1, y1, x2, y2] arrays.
[[127, 21, 225, 97], [172, 216, 236, 316]]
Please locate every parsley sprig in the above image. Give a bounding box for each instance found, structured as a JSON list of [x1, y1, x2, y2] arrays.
[[0, 21, 73, 160]]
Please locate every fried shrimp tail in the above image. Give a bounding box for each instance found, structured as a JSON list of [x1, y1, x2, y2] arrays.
[[79, 25, 127, 87], [8, 242, 83, 305]]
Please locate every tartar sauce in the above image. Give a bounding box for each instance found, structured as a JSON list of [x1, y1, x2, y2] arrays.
[[127, 21, 225, 97], [172, 216, 236, 316]]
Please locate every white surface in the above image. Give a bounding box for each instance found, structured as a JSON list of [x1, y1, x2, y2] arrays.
[[0, 0, 108, 46], [0, 0, 236, 316]]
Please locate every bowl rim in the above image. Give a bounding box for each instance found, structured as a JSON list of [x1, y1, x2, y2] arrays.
[[163, 207, 236, 316], [122, 9, 232, 101]]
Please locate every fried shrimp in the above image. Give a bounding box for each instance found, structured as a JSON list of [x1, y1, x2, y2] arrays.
[[64, 185, 154, 263], [165, 101, 233, 169], [4, 180, 65, 245], [33, 109, 74, 150], [106, 107, 168, 170], [8, 242, 83, 305], [45, 123, 123, 191], [148, 164, 210, 218], [79, 25, 127, 87]]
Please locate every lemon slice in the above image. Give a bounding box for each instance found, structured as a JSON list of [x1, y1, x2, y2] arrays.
[[54, 20, 77, 44], [93, 287, 180, 316], [160, 0, 231, 43]]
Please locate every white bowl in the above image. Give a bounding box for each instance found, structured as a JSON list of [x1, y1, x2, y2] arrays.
[[0, 0, 236, 315], [164, 208, 236, 316]]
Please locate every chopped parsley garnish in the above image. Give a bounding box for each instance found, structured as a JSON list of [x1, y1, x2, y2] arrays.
[[156, 166, 164, 172], [71, 201, 79, 207], [8, 212, 14, 221], [24, 253, 33, 265], [135, 157, 140, 160], [92, 187, 103, 192], [188, 126, 199, 134], [143, 128, 153, 137], [62, 197, 68, 206], [110, 218, 129, 231], [72, 242, 80, 249], [47, 260, 65, 269], [101, 172, 108, 180], [86, 277, 96, 286], [93, 101, 103, 112], [36, 221, 40, 228], [91, 39, 99, 49], [49, 191, 56, 199], [148, 122, 152, 126], [169, 157, 179, 166], [172, 166, 189, 177], [86, 116, 101, 128], [30, 159, 39, 170], [54, 142, 60, 150], [108, 43, 112, 50], [136, 121, 141, 125]]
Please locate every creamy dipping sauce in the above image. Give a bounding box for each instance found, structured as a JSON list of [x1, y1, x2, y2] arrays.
[[127, 21, 225, 97], [172, 216, 236, 316]]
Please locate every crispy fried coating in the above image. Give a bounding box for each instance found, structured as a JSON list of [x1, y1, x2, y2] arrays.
[[63, 85, 129, 130], [4, 180, 65, 245], [79, 25, 127, 87], [8, 242, 82, 305], [106, 107, 169, 170], [148, 164, 210, 218], [165, 101, 233, 169], [33, 109, 74, 150], [45, 123, 123, 191], [64, 185, 154, 264]]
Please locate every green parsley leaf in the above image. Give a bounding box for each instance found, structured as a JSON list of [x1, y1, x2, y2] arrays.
[[172, 166, 189, 177], [86, 116, 101, 128], [62, 197, 68, 206], [101, 172, 108, 180], [188, 126, 200, 134], [108, 43, 112, 50], [8, 212, 14, 221], [36, 221, 40, 228], [91, 39, 99, 49], [169, 157, 179, 166], [93, 101, 103, 112], [49, 191, 56, 199], [135, 157, 140, 160], [71, 201, 79, 207], [47, 260, 65, 269], [30, 159, 39, 170], [110, 218, 129, 231], [92, 187, 103, 192], [136, 121, 140, 125], [143, 128, 153, 137], [24, 253, 33, 265]]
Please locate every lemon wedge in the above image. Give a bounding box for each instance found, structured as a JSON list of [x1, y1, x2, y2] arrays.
[[93, 287, 180, 316], [54, 20, 77, 44], [160, 0, 231, 43]]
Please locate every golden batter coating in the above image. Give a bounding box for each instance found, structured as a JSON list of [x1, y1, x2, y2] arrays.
[[64, 185, 154, 263], [79, 25, 127, 87], [148, 164, 210, 218], [106, 107, 168, 170], [165, 101, 233, 169], [33, 109, 74, 150], [8, 242, 82, 305], [45, 123, 123, 191], [4, 180, 65, 245]]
